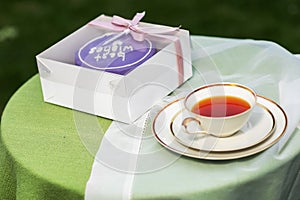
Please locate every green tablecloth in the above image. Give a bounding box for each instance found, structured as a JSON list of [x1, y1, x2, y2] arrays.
[[1, 36, 300, 200], [0, 74, 107, 199]]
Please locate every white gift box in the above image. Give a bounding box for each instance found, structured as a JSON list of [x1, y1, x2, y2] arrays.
[[36, 14, 192, 123]]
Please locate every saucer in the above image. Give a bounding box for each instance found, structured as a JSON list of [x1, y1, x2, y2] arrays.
[[171, 101, 275, 152], [152, 95, 287, 160]]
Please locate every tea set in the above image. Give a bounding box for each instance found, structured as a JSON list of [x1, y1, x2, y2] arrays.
[[152, 83, 287, 160]]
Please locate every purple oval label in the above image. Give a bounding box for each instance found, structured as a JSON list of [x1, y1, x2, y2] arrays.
[[76, 33, 156, 75]]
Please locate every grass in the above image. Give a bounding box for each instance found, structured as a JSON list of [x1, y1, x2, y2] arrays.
[[0, 0, 300, 117]]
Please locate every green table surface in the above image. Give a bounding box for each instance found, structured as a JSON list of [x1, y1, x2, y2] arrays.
[[1, 36, 300, 200]]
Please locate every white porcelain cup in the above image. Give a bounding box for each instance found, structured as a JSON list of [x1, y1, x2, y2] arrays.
[[182, 83, 257, 137]]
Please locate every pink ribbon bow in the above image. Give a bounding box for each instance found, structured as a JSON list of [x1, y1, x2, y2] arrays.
[[88, 11, 180, 42], [88, 12, 184, 84]]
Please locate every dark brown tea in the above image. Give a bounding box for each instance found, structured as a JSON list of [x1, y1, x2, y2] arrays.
[[191, 96, 251, 117]]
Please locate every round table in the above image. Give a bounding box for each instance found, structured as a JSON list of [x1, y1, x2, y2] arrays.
[[1, 75, 300, 200], [1, 36, 300, 200]]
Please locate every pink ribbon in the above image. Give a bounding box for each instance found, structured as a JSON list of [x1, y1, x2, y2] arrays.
[[88, 11, 180, 42], [88, 12, 184, 84]]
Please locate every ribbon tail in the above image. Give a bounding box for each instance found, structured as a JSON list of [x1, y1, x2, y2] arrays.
[[174, 39, 184, 85], [131, 11, 146, 25]]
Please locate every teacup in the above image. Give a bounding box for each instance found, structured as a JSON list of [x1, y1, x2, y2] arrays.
[[182, 83, 257, 137]]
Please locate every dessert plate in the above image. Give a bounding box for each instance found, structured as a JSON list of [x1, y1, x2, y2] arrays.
[[171, 100, 276, 152], [152, 95, 287, 160]]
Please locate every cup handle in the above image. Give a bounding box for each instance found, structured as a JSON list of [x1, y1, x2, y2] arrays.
[[182, 117, 208, 135]]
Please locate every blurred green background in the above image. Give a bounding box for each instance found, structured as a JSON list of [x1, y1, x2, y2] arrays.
[[1, 0, 300, 117]]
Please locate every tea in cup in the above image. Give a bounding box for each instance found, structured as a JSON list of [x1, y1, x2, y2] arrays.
[[182, 83, 257, 137]]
